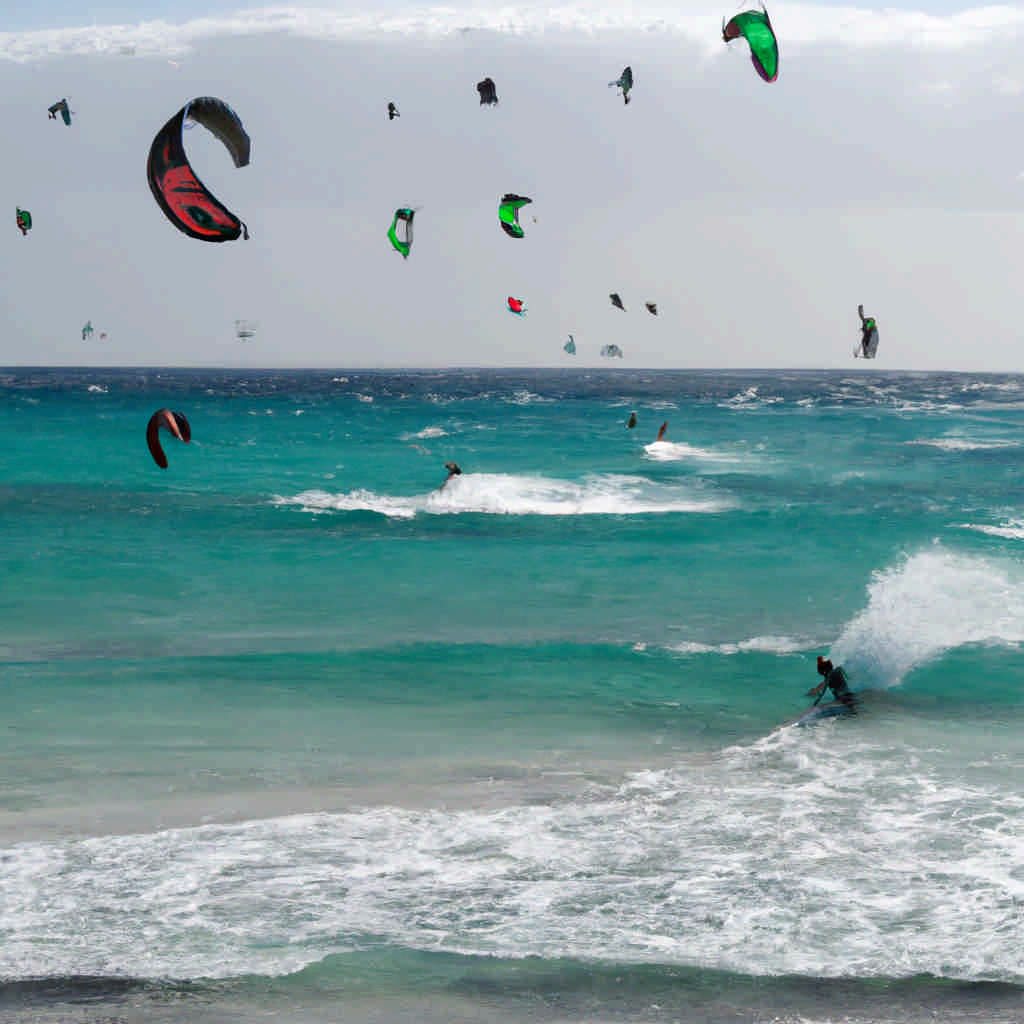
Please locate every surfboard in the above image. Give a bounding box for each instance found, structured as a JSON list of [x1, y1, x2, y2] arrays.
[[786, 700, 856, 728]]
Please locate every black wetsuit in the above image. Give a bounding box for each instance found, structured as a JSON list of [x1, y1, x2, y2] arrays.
[[824, 666, 855, 706]]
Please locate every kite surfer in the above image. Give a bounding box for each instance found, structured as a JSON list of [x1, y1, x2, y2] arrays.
[[656, 422, 667, 441], [806, 656, 855, 708], [441, 461, 462, 488], [627, 412, 637, 429]]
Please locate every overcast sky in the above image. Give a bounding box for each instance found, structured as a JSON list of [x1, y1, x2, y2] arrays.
[[3, 2, 1024, 369]]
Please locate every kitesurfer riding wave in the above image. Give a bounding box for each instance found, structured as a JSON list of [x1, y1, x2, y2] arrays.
[[441, 461, 461, 489], [807, 656, 856, 708]]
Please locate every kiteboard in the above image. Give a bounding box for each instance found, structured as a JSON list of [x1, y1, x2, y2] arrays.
[[785, 700, 856, 728]]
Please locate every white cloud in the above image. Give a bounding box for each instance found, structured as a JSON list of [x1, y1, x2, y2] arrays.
[[3, 3, 1024, 63]]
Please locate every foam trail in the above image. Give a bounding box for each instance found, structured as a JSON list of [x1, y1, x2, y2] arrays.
[[832, 547, 1024, 687], [276, 472, 733, 518], [907, 437, 1017, 452], [643, 440, 741, 464], [668, 635, 805, 655], [962, 519, 1024, 540]]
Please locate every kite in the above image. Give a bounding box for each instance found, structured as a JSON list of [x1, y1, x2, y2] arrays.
[[15, 208, 31, 236], [645, 302, 658, 315], [477, 78, 498, 105], [507, 296, 526, 316], [609, 66, 633, 105], [855, 305, 879, 359], [564, 336, 576, 355], [387, 208, 415, 258], [499, 194, 532, 239], [81, 321, 94, 341], [387, 102, 400, 120], [48, 98, 71, 126], [235, 319, 257, 340], [146, 408, 191, 469], [147, 96, 251, 242], [723, 8, 779, 82], [601, 344, 624, 358], [609, 293, 625, 311]]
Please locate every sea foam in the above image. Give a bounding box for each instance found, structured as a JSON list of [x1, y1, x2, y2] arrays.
[[831, 547, 1024, 686], [276, 472, 733, 518]]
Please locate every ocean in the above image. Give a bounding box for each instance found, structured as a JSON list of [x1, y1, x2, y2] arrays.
[[2, 366, 1024, 1024]]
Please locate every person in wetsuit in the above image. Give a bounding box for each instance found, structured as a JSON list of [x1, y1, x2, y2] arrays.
[[807, 656, 855, 707], [441, 461, 461, 489]]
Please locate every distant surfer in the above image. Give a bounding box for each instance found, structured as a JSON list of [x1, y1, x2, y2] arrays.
[[627, 412, 637, 429], [807, 656, 855, 708], [656, 422, 667, 442], [441, 461, 461, 488]]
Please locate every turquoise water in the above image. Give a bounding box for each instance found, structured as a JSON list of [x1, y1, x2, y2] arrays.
[[3, 367, 1024, 1023]]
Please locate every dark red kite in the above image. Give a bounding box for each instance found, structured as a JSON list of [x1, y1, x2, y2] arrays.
[[147, 409, 191, 469], [147, 97, 250, 242]]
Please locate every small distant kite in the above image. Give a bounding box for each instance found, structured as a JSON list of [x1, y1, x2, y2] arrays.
[[609, 293, 625, 311], [235, 319, 257, 340], [48, 98, 71, 126], [723, 7, 779, 83], [507, 296, 526, 316], [99, 332, 108, 340], [387, 102, 400, 120], [601, 344, 624, 358], [147, 96, 250, 242], [388, 208, 415, 258], [499, 194, 532, 239], [564, 335, 576, 355], [609, 66, 633, 105], [855, 304, 879, 359], [146, 408, 191, 469], [82, 321, 94, 341], [645, 302, 658, 316], [15, 208, 31, 236], [477, 77, 498, 105]]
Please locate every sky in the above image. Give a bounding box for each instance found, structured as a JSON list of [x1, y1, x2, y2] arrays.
[[3, 2, 1024, 369]]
